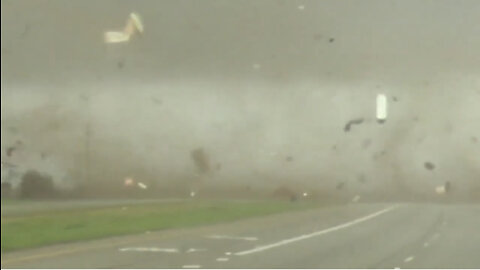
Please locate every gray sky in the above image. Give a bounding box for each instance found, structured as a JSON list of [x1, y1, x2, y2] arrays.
[[2, 0, 479, 84], [1, 0, 479, 196]]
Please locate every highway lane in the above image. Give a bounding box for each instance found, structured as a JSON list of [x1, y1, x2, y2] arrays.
[[2, 203, 479, 268]]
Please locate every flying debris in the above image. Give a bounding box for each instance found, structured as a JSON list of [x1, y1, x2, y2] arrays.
[[190, 148, 211, 174], [104, 12, 144, 44], [124, 177, 134, 187], [344, 118, 364, 132], [376, 94, 387, 123], [435, 185, 446, 195], [424, 162, 435, 171], [137, 182, 148, 189]]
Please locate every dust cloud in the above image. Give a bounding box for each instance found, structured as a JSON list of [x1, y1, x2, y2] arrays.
[[1, 0, 479, 201]]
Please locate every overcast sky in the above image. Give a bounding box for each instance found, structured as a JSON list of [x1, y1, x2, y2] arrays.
[[2, 0, 479, 85], [1, 1, 479, 195]]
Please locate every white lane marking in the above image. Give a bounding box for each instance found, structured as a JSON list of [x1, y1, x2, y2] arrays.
[[119, 247, 178, 253], [216, 257, 229, 262], [235, 205, 398, 256], [404, 256, 414, 263], [423, 242, 430, 247], [206, 235, 258, 241], [186, 248, 207, 253], [182, 265, 201, 269]]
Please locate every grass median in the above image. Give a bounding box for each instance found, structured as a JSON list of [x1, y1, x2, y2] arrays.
[[1, 200, 316, 252]]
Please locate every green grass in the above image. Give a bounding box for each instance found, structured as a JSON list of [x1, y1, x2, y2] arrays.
[[1, 200, 316, 252]]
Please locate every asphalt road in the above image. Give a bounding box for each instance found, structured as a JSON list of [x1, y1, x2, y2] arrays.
[[2, 203, 479, 269]]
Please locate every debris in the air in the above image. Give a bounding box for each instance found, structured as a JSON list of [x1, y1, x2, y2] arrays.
[[392, 96, 398, 102], [344, 118, 364, 132], [329, 38, 335, 43], [336, 182, 345, 190], [424, 162, 435, 171], [376, 93, 387, 123], [435, 185, 446, 195], [303, 192, 308, 197], [117, 60, 125, 69], [191, 148, 211, 174], [285, 156, 293, 162], [6, 146, 16, 157], [297, 5, 305, 10], [104, 12, 144, 44], [190, 191, 196, 197], [352, 195, 361, 203], [137, 182, 147, 189], [471, 137, 478, 143], [124, 177, 134, 187]]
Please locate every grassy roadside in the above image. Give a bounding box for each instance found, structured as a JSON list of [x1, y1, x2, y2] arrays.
[[1, 200, 317, 252]]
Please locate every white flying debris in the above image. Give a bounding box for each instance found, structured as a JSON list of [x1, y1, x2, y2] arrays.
[[298, 5, 305, 10], [303, 192, 308, 197], [104, 12, 144, 43], [190, 191, 196, 197], [124, 177, 134, 187], [137, 182, 147, 189], [376, 93, 388, 123], [435, 185, 446, 195]]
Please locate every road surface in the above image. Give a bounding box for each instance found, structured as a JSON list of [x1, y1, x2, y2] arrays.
[[2, 203, 479, 268]]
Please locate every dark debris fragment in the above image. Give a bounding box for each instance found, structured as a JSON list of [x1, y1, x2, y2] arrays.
[[344, 118, 364, 132], [424, 162, 435, 171]]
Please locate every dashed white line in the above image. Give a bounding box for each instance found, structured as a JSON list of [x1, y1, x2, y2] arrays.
[[119, 247, 178, 253], [207, 235, 258, 241], [186, 248, 207, 253], [235, 205, 398, 256], [182, 265, 201, 269], [404, 256, 415, 263], [216, 257, 229, 262]]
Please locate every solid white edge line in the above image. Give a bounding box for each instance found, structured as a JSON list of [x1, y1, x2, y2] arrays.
[[235, 205, 398, 256]]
